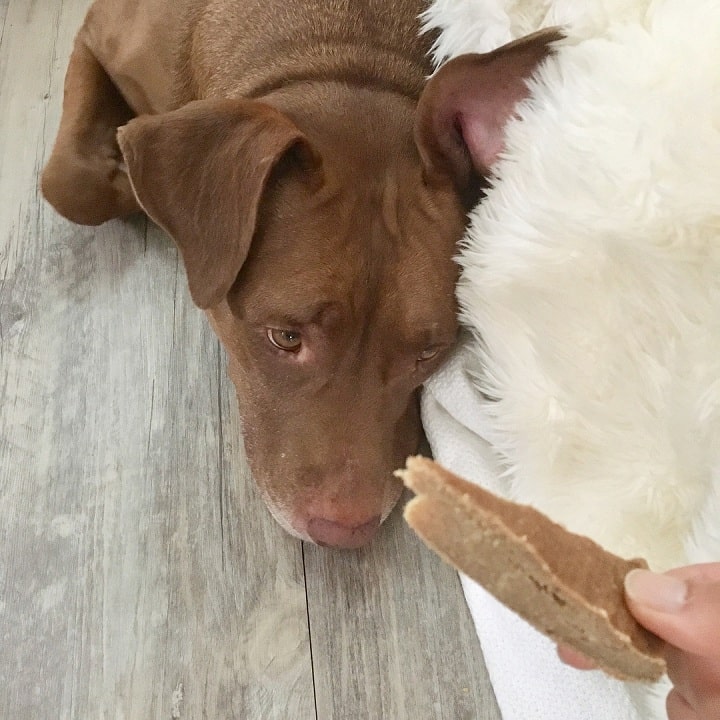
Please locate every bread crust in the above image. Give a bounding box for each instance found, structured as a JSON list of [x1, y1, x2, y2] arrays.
[[399, 456, 666, 682]]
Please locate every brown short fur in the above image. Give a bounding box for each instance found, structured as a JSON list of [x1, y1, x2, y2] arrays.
[[42, 0, 558, 547]]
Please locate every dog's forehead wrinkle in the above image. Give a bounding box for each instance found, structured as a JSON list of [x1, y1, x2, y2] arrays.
[[250, 291, 347, 326], [379, 169, 408, 242], [271, 81, 417, 154], [242, 249, 384, 327]]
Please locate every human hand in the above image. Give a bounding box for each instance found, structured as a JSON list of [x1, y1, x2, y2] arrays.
[[558, 564, 720, 719]]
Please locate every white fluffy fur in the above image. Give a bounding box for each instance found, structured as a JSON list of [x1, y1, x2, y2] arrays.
[[428, 0, 720, 574], [423, 0, 653, 60]]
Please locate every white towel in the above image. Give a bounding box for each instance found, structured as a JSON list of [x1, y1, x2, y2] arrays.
[[421, 344, 641, 720]]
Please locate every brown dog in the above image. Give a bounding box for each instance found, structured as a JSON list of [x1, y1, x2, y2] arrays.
[[42, 0, 558, 548]]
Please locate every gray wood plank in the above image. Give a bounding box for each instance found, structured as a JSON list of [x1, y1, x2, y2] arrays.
[[0, 0, 8, 44], [305, 492, 501, 720]]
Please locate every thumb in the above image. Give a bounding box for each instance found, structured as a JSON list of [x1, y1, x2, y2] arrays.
[[624, 567, 720, 659]]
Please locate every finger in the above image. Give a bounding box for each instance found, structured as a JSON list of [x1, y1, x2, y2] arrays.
[[666, 646, 720, 718], [556, 644, 597, 670], [624, 569, 720, 657], [666, 689, 698, 720], [665, 564, 720, 585]]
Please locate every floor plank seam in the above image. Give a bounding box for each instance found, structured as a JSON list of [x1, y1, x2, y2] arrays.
[[217, 343, 226, 572], [301, 543, 320, 720]]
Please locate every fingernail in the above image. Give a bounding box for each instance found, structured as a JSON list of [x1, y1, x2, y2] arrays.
[[625, 568, 687, 613]]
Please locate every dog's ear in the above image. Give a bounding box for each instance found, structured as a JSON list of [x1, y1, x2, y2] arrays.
[[117, 99, 321, 308], [415, 28, 563, 205]]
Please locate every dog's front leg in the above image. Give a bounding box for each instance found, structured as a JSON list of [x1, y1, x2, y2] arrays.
[[42, 36, 140, 225]]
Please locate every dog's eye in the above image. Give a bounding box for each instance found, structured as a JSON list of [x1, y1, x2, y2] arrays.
[[418, 347, 440, 362], [267, 328, 302, 352]]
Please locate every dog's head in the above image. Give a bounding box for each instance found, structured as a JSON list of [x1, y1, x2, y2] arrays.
[[117, 30, 559, 548]]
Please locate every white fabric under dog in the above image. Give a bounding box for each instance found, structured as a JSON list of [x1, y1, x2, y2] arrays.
[[422, 347, 642, 720]]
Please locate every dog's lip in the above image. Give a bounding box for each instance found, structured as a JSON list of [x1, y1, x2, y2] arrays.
[[255, 465, 405, 545], [263, 501, 382, 548], [259, 490, 313, 541], [306, 516, 381, 549]]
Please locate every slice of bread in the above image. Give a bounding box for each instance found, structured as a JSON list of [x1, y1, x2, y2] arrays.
[[398, 456, 666, 682]]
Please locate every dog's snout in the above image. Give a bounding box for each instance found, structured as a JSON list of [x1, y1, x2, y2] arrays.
[[307, 515, 381, 549]]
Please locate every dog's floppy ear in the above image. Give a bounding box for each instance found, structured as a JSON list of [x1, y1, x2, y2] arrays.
[[415, 28, 563, 204], [117, 99, 320, 308]]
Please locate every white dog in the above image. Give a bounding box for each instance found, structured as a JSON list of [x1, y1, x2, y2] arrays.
[[421, 0, 720, 717]]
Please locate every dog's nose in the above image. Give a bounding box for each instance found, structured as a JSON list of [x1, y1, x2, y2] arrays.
[[307, 516, 381, 549]]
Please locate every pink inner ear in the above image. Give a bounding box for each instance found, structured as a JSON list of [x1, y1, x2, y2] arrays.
[[457, 77, 525, 176], [418, 29, 561, 191], [458, 110, 507, 175]]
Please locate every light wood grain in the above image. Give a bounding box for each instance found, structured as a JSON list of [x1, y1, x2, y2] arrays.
[[306, 493, 501, 720], [0, 1, 9, 45], [0, 1, 501, 718]]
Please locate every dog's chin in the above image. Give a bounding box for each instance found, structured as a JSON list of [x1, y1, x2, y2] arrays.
[[257, 480, 404, 548], [260, 492, 313, 542]]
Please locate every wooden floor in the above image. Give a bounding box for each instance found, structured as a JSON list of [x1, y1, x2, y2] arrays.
[[0, 1, 501, 719]]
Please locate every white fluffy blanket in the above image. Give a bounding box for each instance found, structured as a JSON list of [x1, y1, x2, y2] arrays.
[[421, 1, 720, 718]]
